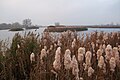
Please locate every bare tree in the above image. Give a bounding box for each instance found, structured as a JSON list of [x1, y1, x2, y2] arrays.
[[23, 19, 32, 27], [11, 22, 22, 28]]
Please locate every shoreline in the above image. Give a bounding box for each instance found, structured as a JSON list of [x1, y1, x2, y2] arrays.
[[44, 25, 120, 32], [0, 26, 120, 31]]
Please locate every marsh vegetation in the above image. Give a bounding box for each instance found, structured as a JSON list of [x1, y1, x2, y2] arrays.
[[0, 30, 120, 80]]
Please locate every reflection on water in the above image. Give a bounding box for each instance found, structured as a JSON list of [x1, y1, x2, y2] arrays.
[[0, 28, 120, 42]]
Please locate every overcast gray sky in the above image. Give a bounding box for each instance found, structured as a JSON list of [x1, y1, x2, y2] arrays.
[[0, 0, 120, 25]]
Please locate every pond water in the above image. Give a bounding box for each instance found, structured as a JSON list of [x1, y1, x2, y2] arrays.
[[0, 28, 45, 42], [0, 28, 120, 42]]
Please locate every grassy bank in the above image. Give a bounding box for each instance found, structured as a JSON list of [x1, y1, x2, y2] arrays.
[[9, 28, 24, 31], [44, 27, 88, 32]]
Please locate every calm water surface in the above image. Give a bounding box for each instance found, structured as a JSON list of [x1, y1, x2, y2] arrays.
[[0, 28, 120, 42], [0, 28, 45, 42]]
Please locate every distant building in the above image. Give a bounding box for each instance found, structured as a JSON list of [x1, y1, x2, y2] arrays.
[[55, 22, 60, 26]]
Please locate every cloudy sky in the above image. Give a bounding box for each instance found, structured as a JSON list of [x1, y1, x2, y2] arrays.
[[0, 0, 120, 25]]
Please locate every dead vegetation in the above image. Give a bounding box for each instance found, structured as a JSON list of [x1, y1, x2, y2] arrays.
[[0, 30, 120, 80]]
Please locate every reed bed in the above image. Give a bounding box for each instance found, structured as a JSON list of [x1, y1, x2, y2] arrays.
[[0, 30, 120, 80]]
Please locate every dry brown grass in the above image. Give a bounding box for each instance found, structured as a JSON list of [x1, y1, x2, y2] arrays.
[[0, 31, 120, 80]]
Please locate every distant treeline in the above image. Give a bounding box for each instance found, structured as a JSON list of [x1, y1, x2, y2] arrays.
[[0, 19, 41, 30], [0, 23, 12, 30], [0, 21, 120, 30], [0, 22, 24, 30], [0, 23, 41, 30]]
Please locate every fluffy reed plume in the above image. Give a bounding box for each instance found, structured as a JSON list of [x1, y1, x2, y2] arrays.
[[97, 32, 101, 37], [53, 60, 61, 71], [80, 77, 84, 80], [88, 66, 94, 77], [111, 32, 115, 38], [54, 43, 57, 48], [99, 44, 104, 53], [17, 44, 20, 49], [118, 45, 120, 52], [43, 39, 47, 45], [30, 52, 35, 63], [64, 49, 72, 70], [112, 47, 117, 57], [44, 46, 47, 50], [78, 47, 85, 63], [84, 51, 92, 70], [50, 45, 53, 50], [96, 39, 100, 44], [113, 47, 120, 65], [91, 42, 95, 52], [102, 44, 106, 53], [40, 49, 47, 61], [109, 57, 116, 72], [55, 47, 61, 59], [105, 44, 112, 61], [46, 50, 49, 54], [98, 56, 105, 69], [103, 33, 108, 40], [2, 52, 5, 57], [85, 51, 92, 62], [53, 47, 61, 70], [57, 40, 62, 47], [112, 47, 120, 66], [96, 49, 103, 60], [71, 38, 76, 48], [61, 30, 74, 38], [96, 43, 98, 47], [71, 55, 79, 77]]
